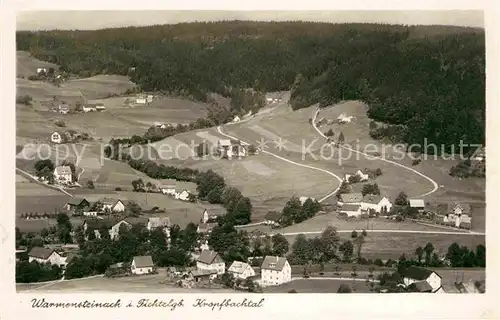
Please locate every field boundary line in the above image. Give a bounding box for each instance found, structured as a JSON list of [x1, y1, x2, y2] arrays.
[[265, 229, 485, 237], [312, 108, 439, 198], [216, 126, 342, 203]]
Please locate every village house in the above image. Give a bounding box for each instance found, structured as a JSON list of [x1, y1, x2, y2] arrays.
[[361, 194, 392, 213], [187, 269, 218, 283], [196, 249, 225, 275], [136, 94, 147, 104], [37, 67, 47, 74], [217, 139, 246, 159], [228, 261, 256, 280], [160, 185, 177, 196], [441, 203, 472, 228], [53, 166, 72, 184], [131, 255, 154, 275], [337, 193, 363, 206], [339, 204, 363, 217], [109, 220, 133, 240], [264, 211, 283, 227], [147, 95, 154, 103], [28, 247, 65, 266], [100, 198, 126, 213], [200, 208, 223, 224], [64, 197, 90, 212], [82, 104, 97, 112], [400, 266, 444, 293], [260, 256, 292, 286], [337, 113, 355, 124], [58, 103, 70, 114], [82, 207, 98, 217], [409, 199, 426, 212], [95, 103, 105, 111], [50, 131, 63, 144]]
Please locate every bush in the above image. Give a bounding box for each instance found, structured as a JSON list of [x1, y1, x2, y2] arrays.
[[115, 187, 123, 191], [55, 120, 66, 127], [87, 180, 95, 189], [412, 159, 421, 166], [374, 259, 384, 266], [351, 230, 358, 238], [16, 95, 33, 106]]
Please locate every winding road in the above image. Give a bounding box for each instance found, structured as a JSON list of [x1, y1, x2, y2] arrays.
[[312, 108, 439, 198]]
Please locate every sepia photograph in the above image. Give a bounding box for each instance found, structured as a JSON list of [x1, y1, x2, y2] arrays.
[[13, 9, 487, 296]]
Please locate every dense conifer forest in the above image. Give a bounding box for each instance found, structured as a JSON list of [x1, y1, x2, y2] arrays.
[[16, 21, 485, 153]]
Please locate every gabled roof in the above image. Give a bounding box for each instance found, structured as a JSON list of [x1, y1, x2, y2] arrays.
[[339, 193, 363, 203], [261, 256, 288, 271], [409, 199, 425, 208], [133, 255, 154, 268], [54, 166, 72, 175], [100, 197, 122, 206], [409, 280, 433, 292], [340, 204, 361, 212], [66, 197, 88, 206], [448, 203, 471, 214], [28, 247, 56, 260], [362, 194, 384, 205], [83, 217, 122, 229], [190, 269, 217, 277], [228, 261, 252, 274], [400, 266, 438, 280], [196, 250, 223, 265]]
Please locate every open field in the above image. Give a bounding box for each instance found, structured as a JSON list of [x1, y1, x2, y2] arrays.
[[16, 174, 64, 197], [17, 272, 236, 293], [264, 279, 373, 293], [283, 231, 485, 260], [164, 153, 336, 221], [16, 51, 59, 78], [62, 75, 135, 99]]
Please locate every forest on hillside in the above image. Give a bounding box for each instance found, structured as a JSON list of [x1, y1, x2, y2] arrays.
[[16, 21, 485, 153]]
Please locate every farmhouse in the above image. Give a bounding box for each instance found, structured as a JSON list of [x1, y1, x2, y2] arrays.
[[260, 256, 291, 286], [217, 139, 246, 159], [160, 185, 176, 196], [100, 198, 126, 213], [28, 247, 65, 266], [228, 261, 256, 280], [445, 203, 472, 227], [400, 266, 444, 293], [175, 190, 193, 201], [131, 255, 154, 275], [83, 104, 97, 112], [147, 95, 154, 103], [409, 199, 426, 212], [361, 194, 392, 213], [337, 113, 355, 123], [136, 95, 147, 104], [188, 269, 218, 283], [196, 250, 225, 275], [64, 197, 90, 212], [264, 211, 283, 227], [53, 166, 72, 184], [338, 193, 363, 206], [339, 204, 363, 217], [50, 131, 63, 144], [109, 220, 132, 240]]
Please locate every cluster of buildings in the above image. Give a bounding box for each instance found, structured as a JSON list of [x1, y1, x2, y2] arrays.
[[217, 139, 247, 159], [134, 94, 154, 105], [159, 185, 197, 202], [82, 102, 106, 113]]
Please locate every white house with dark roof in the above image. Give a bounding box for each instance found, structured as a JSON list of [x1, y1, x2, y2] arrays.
[[147, 217, 170, 231], [338, 193, 363, 206], [400, 266, 444, 293], [196, 250, 225, 275], [361, 194, 392, 213], [53, 166, 72, 184], [339, 204, 362, 217], [228, 261, 255, 280], [260, 256, 291, 286], [28, 247, 65, 266], [58, 103, 70, 114], [131, 255, 154, 275], [64, 197, 90, 212]]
